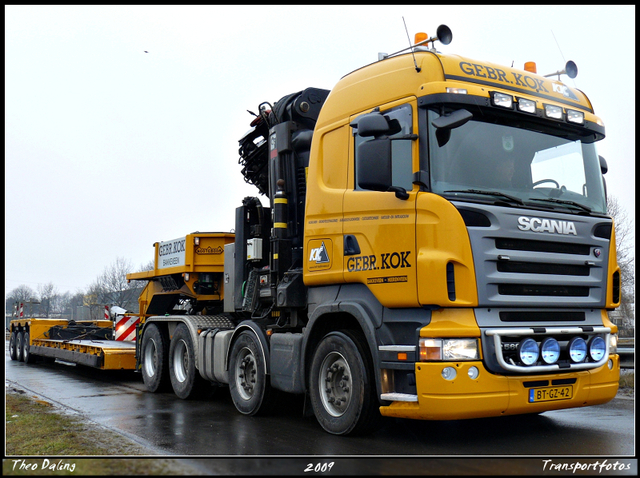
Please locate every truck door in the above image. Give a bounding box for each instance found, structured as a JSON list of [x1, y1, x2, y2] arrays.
[[343, 99, 419, 308]]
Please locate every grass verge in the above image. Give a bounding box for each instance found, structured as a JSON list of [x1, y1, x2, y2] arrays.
[[4, 389, 201, 475]]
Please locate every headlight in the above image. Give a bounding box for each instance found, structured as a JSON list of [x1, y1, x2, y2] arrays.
[[419, 338, 479, 361], [517, 338, 539, 366], [588, 336, 606, 361], [568, 337, 587, 363], [540, 337, 560, 364]]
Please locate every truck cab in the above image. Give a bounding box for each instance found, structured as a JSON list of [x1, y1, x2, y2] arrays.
[[301, 32, 619, 427]]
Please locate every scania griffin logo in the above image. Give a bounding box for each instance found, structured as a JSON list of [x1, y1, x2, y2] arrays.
[[517, 216, 577, 235]]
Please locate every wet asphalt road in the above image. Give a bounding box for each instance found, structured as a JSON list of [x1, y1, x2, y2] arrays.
[[5, 341, 636, 475]]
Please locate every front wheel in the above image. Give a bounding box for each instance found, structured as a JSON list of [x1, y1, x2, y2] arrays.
[[229, 330, 274, 416], [309, 331, 380, 435], [140, 323, 170, 392], [169, 324, 206, 399]]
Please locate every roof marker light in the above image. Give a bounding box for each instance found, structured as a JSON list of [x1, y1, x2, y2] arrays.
[[524, 61, 537, 74]]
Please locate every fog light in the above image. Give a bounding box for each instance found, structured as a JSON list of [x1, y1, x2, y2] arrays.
[[608, 359, 613, 370], [568, 337, 587, 363], [518, 338, 539, 366], [588, 336, 606, 361], [442, 366, 457, 380], [540, 337, 560, 364], [467, 366, 479, 379]]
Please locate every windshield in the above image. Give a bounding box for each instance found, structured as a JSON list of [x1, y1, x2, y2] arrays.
[[427, 109, 607, 214]]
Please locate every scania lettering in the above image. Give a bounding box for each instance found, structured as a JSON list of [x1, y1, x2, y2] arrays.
[[11, 24, 620, 436], [517, 216, 578, 235]]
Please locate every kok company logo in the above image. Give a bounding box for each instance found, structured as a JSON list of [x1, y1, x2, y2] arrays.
[[308, 240, 332, 271]]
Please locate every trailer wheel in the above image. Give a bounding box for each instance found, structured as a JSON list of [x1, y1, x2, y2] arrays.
[[141, 323, 170, 392], [169, 324, 206, 399], [22, 331, 36, 364], [229, 330, 273, 416], [309, 331, 380, 435], [16, 330, 25, 362], [9, 330, 18, 361]]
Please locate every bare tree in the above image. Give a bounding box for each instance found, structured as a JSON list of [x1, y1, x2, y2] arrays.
[[94, 257, 140, 311], [607, 195, 635, 334], [37, 282, 58, 318], [5, 284, 37, 316], [139, 259, 155, 272]]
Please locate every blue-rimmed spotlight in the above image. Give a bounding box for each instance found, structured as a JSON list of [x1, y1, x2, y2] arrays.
[[568, 337, 587, 363], [540, 337, 561, 364], [517, 338, 539, 366], [588, 336, 606, 362]]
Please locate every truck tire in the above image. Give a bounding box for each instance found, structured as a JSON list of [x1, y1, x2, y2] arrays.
[[9, 330, 18, 361], [16, 330, 25, 362], [22, 331, 36, 364], [141, 323, 170, 392], [169, 324, 206, 399], [309, 330, 380, 435], [229, 330, 274, 416]]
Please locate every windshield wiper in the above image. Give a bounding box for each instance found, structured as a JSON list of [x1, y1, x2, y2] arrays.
[[444, 189, 525, 205], [528, 197, 592, 213]]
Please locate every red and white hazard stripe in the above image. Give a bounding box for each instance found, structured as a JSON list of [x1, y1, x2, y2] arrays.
[[115, 315, 140, 341], [19, 303, 24, 318], [104, 305, 110, 321]]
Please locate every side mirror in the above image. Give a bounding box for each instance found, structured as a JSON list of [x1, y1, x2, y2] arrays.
[[357, 138, 392, 190], [354, 112, 402, 138], [431, 109, 473, 130], [431, 109, 473, 147], [357, 138, 409, 199], [599, 155, 608, 175]]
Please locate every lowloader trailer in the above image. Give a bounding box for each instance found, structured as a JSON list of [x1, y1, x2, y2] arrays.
[[8, 318, 136, 370], [12, 25, 622, 435]]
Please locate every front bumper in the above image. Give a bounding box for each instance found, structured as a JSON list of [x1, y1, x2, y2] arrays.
[[379, 354, 620, 421]]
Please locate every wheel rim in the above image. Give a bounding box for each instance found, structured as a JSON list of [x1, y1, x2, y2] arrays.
[[318, 351, 353, 417], [235, 346, 257, 401], [143, 338, 158, 378], [172, 339, 188, 383]]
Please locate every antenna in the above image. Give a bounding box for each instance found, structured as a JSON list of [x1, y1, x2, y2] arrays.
[[548, 30, 578, 82], [403, 17, 421, 73]]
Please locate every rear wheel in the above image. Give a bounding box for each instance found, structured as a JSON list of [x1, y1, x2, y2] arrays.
[[9, 330, 18, 361], [169, 324, 206, 399], [309, 331, 380, 435], [141, 323, 170, 392], [16, 330, 24, 362], [229, 330, 273, 415], [22, 331, 36, 364]]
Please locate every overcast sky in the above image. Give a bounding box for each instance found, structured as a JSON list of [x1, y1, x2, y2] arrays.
[[5, 5, 635, 297]]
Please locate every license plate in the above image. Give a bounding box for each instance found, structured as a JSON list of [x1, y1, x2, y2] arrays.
[[529, 385, 573, 403]]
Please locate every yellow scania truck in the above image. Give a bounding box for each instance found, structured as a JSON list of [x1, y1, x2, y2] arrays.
[[12, 25, 621, 436]]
